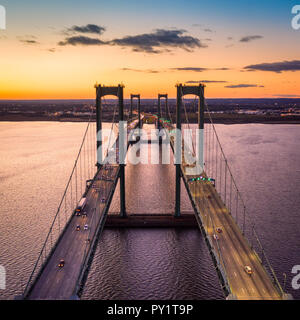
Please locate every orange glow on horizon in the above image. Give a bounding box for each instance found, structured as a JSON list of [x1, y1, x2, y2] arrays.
[[1, 31, 300, 100]]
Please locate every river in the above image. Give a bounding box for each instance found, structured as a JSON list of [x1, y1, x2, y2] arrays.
[[0, 122, 299, 300]]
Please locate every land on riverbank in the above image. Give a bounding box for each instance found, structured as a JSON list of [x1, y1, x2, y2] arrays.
[[1, 112, 300, 124], [1, 97, 300, 124]]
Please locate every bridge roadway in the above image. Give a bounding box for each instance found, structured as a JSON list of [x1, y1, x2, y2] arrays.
[[187, 178, 281, 300], [26, 118, 140, 300], [28, 165, 119, 299], [162, 121, 282, 300]]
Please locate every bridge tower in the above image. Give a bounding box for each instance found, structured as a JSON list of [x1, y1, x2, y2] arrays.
[[130, 94, 141, 128], [175, 84, 205, 217], [95, 84, 126, 217], [157, 94, 168, 128], [158, 94, 168, 119]]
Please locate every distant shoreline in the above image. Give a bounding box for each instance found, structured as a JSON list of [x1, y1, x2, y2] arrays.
[[0, 113, 300, 124]]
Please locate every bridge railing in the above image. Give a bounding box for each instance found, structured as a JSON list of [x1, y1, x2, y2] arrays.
[[203, 104, 285, 296], [160, 94, 285, 297], [23, 115, 99, 297], [160, 121, 233, 296], [23, 108, 140, 297]]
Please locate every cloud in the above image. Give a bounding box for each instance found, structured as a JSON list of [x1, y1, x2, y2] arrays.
[[57, 27, 207, 53], [191, 24, 215, 33], [244, 60, 300, 73], [67, 24, 106, 35], [170, 67, 208, 72], [239, 35, 263, 42], [110, 29, 206, 53], [58, 36, 106, 46], [20, 39, 39, 45], [170, 67, 230, 72], [214, 67, 231, 71], [58, 24, 106, 46], [186, 80, 228, 84], [121, 68, 159, 73], [18, 35, 39, 45], [225, 84, 264, 88]]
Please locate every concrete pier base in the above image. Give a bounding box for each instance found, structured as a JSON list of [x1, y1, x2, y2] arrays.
[[105, 212, 197, 228]]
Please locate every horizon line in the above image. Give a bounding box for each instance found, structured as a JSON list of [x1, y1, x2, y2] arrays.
[[1, 97, 300, 102]]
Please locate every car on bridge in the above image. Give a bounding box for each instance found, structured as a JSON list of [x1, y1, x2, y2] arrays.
[[213, 234, 219, 240], [58, 259, 65, 268], [244, 266, 253, 275], [216, 227, 222, 233], [101, 197, 106, 203]]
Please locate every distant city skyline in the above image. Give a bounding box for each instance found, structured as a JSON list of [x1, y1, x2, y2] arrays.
[[0, 0, 300, 99]]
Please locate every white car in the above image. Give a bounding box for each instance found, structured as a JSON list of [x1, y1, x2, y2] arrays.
[[213, 234, 219, 241], [84, 224, 88, 230], [244, 265, 253, 275]]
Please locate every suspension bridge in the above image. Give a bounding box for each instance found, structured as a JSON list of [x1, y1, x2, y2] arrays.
[[21, 83, 292, 300]]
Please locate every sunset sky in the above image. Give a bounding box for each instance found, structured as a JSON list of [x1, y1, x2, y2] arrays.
[[0, 0, 300, 99]]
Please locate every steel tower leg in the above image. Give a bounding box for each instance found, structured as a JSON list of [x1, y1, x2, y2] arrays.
[[199, 85, 205, 170], [158, 97, 161, 130], [175, 85, 182, 217], [119, 86, 126, 217], [130, 96, 133, 119], [165, 96, 168, 119], [96, 86, 102, 169], [138, 97, 141, 129]]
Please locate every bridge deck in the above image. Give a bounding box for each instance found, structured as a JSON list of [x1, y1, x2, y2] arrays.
[[26, 118, 140, 300], [186, 177, 281, 300], [164, 124, 282, 300], [27, 164, 119, 299]]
